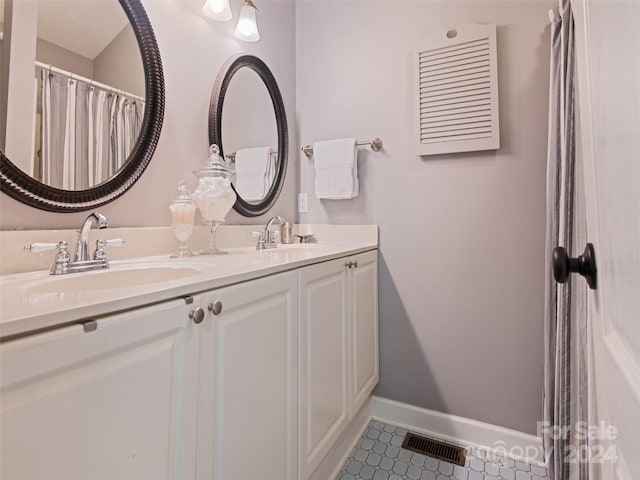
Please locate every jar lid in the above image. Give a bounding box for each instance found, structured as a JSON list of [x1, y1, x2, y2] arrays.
[[194, 144, 235, 178], [170, 180, 194, 206]]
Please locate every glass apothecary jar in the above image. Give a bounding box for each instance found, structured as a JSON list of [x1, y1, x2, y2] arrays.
[[192, 144, 236, 254], [169, 180, 197, 257]]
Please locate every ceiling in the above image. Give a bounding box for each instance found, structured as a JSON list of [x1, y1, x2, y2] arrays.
[[36, 0, 129, 60]]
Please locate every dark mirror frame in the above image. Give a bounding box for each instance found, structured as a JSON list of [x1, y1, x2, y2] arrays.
[[209, 54, 288, 218], [0, 0, 165, 212]]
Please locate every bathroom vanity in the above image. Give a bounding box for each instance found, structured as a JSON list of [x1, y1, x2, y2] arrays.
[[0, 225, 378, 480]]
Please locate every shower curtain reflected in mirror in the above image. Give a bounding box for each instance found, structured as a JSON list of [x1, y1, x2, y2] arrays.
[[38, 70, 144, 190]]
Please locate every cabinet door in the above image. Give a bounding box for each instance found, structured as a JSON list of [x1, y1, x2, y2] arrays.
[[197, 271, 298, 480], [350, 250, 379, 414], [298, 258, 349, 480], [0, 298, 199, 480]]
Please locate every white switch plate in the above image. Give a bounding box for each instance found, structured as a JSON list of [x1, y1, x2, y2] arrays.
[[298, 193, 308, 213]]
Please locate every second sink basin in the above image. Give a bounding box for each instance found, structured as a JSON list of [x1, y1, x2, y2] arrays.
[[262, 243, 329, 253], [26, 262, 211, 294]]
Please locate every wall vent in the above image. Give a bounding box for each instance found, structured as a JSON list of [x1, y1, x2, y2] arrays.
[[402, 432, 467, 467], [414, 23, 500, 156]]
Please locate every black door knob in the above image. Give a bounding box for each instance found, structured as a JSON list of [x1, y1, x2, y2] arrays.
[[552, 243, 597, 290]]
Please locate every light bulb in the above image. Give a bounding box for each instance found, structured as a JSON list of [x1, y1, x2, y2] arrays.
[[234, 1, 260, 42], [202, 0, 232, 21]]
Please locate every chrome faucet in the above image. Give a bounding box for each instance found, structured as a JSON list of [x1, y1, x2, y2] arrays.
[[24, 211, 124, 275], [255, 216, 285, 250], [74, 212, 109, 262]]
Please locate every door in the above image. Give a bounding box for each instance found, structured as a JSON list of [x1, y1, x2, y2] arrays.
[[573, 2, 640, 479], [0, 298, 200, 480], [350, 250, 379, 415], [197, 271, 298, 480], [298, 257, 349, 480]]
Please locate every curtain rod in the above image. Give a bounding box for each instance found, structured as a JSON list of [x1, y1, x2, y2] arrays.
[[35, 61, 144, 102]]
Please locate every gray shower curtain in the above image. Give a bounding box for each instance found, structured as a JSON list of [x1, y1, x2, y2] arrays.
[[39, 70, 144, 190], [543, 1, 589, 479]]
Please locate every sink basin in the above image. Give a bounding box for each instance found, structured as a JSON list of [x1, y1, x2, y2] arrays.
[[248, 243, 341, 261], [228, 244, 325, 255], [264, 244, 330, 254], [25, 262, 211, 294]]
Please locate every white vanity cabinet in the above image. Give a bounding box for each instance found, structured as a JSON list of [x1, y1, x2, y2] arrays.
[[298, 255, 350, 480], [196, 270, 298, 480], [298, 249, 379, 480], [349, 250, 379, 415], [0, 298, 200, 480], [0, 244, 378, 480]]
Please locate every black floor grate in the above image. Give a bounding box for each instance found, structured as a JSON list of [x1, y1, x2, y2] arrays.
[[401, 432, 466, 467]]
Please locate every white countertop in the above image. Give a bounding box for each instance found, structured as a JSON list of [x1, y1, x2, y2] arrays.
[[0, 225, 377, 339]]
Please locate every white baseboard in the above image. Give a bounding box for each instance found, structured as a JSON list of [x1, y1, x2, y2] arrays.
[[370, 396, 546, 467]]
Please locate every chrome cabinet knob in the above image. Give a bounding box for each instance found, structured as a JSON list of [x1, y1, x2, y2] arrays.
[[208, 301, 223, 316], [190, 307, 205, 324]]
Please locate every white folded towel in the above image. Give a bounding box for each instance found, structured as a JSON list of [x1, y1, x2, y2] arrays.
[[264, 150, 276, 194], [234, 147, 273, 201], [313, 138, 358, 199]]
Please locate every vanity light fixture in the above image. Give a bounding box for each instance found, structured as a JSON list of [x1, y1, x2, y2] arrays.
[[202, 0, 232, 21], [234, 0, 260, 42]]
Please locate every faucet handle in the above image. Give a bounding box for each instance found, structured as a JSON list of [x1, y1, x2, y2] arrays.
[[94, 238, 125, 260], [97, 238, 125, 247], [24, 241, 66, 253], [265, 229, 280, 244], [251, 231, 266, 249], [25, 241, 71, 274]]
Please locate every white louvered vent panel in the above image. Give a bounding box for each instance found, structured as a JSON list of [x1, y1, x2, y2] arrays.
[[414, 24, 500, 156]]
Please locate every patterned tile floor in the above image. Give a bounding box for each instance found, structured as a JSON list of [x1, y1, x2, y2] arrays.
[[336, 420, 549, 480]]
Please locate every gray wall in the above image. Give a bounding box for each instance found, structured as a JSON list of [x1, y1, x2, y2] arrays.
[[295, 1, 551, 435], [36, 38, 94, 79], [0, 0, 297, 229], [2, 0, 37, 172], [94, 25, 145, 97]]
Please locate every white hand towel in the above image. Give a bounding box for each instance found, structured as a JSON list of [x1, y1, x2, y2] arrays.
[[264, 152, 276, 195], [313, 138, 358, 199], [234, 147, 272, 201]]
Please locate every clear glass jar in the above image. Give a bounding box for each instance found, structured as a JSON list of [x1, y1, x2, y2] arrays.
[[192, 144, 236, 254], [168, 180, 196, 257]]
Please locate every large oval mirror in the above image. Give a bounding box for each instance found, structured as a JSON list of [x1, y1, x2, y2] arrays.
[[0, 0, 164, 212], [209, 54, 287, 217]]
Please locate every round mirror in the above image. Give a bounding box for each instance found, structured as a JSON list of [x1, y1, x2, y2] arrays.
[[209, 54, 288, 217], [0, 0, 164, 212]]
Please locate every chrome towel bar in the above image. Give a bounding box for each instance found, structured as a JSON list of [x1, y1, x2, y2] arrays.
[[224, 150, 278, 163], [302, 138, 383, 158]]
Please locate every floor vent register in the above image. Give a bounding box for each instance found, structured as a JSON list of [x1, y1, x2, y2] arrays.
[[402, 432, 466, 467]]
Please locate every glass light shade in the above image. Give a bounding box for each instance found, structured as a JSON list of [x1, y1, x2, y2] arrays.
[[202, 0, 232, 21], [234, 3, 260, 42]]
